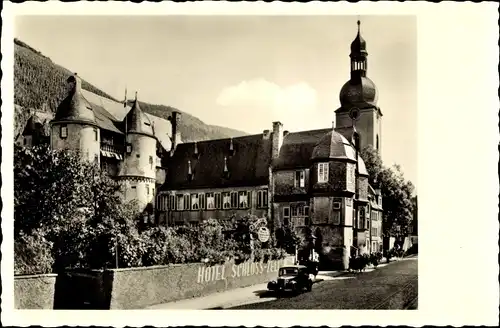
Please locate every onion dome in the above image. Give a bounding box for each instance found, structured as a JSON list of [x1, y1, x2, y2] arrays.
[[54, 73, 96, 124], [311, 130, 368, 175], [124, 92, 155, 137], [339, 76, 378, 108]]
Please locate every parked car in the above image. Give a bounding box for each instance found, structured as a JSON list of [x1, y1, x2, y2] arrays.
[[267, 265, 313, 294]]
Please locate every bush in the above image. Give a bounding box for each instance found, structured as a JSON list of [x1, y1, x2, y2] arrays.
[[15, 229, 54, 275]]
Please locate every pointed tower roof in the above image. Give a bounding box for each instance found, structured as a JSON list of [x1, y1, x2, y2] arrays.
[[54, 73, 96, 124], [350, 20, 367, 57], [124, 92, 155, 137]]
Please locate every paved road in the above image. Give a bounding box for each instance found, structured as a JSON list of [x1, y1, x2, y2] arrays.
[[227, 257, 418, 310]]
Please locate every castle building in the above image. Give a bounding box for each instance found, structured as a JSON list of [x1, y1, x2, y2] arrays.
[[20, 21, 384, 261]]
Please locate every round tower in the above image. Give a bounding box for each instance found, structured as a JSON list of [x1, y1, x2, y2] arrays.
[[118, 92, 157, 213], [50, 73, 100, 163]]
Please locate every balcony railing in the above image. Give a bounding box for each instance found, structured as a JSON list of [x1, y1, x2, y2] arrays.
[[100, 143, 124, 154]]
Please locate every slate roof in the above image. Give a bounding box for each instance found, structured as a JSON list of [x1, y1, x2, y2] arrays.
[[47, 74, 175, 151], [161, 134, 272, 190], [273, 128, 331, 170], [124, 95, 155, 137], [54, 75, 96, 124], [162, 126, 369, 190]]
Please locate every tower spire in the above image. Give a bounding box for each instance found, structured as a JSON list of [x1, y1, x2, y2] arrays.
[[350, 19, 368, 79]]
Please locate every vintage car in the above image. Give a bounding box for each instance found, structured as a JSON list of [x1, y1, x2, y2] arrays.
[[267, 265, 313, 293]]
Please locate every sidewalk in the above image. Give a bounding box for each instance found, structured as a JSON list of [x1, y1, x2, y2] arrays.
[[144, 270, 347, 310]]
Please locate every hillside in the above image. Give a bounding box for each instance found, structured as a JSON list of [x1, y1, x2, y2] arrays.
[[13, 39, 248, 142]]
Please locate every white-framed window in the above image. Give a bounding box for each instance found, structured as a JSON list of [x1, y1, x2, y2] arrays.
[[333, 202, 341, 210], [183, 194, 190, 210], [169, 195, 175, 210], [206, 192, 215, 210], [238, 191, 249, 208], [291, 205, 298, 217], [294, 170, 305, 188], [60, 125, 68, 138], [199, 193, 206, 210], [317, 163, 329, 183], [176, 194, 184, 211], [215, 192, 222, 209], [222, 192, 231, 209], [191, 194, 199, 210], [230, 191, 238, 208], [257, 190, 268, 208], [283, 207, 290, 226]]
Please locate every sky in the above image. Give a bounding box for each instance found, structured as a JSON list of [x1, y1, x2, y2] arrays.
[[15, 15, 417, 187]]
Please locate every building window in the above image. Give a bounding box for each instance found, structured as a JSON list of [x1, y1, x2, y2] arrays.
[[222, 192, 231, 209], [376, 135, 379, 150], [332, 211, 341, 225], [215, 192, 222, 209], [291, 205, 298, 218], [176, 194, 184, 211], [238, 191, 249, 208], [317, 163, 329, 183], [347, 164, 355, 185], [304, 206, 310, 217], [294, 170, 305, 188], [283, 207, 290, 226], [206, 192, 215, 210], [333, 201, 341, 210], [183, 194, 190, 210], [257, 190, 268, 208], [169, 195, 175, 210], [60, 125, 68, 138], [131, 185, 136, 189], [199, 193, 206, 210], [191, 194, 199, 210], [94, 128, 98, 141], [230, 191, 238, 208], [149, 156, 153, 169], [146, 185, 150, 195]]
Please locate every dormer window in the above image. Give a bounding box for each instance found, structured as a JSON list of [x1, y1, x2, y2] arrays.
[[60, 125, 68, 139], [193, 142, 199, 159], [317, 163, 329, 183], [229, 138, 235, 156]]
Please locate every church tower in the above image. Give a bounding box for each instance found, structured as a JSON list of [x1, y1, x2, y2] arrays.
[[335, 20, 383, 154], [118, 92, 157, 214]]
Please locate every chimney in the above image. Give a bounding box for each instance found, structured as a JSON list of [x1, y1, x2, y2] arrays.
[[263, 129, 271, 139], [272, 121, 284, 159], [168, 111, 181, 156]]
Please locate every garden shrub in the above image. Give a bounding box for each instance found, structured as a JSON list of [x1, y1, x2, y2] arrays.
[[15, 229, 54, 275]]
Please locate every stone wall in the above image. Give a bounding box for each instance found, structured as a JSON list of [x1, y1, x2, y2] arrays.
[[109, 256, 295, 309], [15, 256, 295, 310], [14, 274, 57, 309]]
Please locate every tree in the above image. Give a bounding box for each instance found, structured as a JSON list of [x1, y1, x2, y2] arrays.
[[14, 144, 143, 272], [360, 146, 415, 238]]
